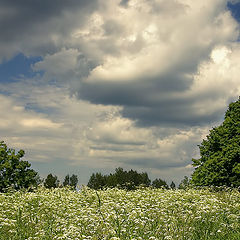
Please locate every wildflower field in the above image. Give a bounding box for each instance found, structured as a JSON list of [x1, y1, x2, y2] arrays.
[[0, 187, 239, 240]]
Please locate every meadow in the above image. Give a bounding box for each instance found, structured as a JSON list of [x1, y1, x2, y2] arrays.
[[0, 187, 239, 240]]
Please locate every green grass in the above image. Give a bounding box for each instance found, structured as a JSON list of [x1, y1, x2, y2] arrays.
[[0, 187, 239, 239]]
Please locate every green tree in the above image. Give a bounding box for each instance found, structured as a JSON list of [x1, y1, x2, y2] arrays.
[[170, 181, 176, 189], [87, 168, 151, 190], [191, 97, 240, 187], [124, 169, 139, 190], [63, 174, 70, 186], [179, 176, 190, 189], [152, 178, 168, 189], [113, 168, 151, 190], [87, 172, 106, 190], [44, 174, 59, 188], [69, 174, 78, 189], [114, 167, 127, 187], [63, 174, 78, 189], [0, 141, 38, 192], [140, 172, 151, 187], [106, 173, 117, 188]]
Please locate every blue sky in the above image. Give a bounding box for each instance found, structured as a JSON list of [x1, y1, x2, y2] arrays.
[[0, 0, 240, 185], [0, 54, 42, 83], [228, 1, 240, 22]]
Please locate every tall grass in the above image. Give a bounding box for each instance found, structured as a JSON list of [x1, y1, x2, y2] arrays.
[[0, 187, 239, 239]]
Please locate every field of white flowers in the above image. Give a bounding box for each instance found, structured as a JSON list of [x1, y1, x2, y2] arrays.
[[0, 187, 239, 240]]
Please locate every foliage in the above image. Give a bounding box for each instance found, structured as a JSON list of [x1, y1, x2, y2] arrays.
[[152, 178, 168, 189], [170, 181, 176, 189], [87, 167, 151, 190], [0, 187, 239, 239], [0, 141, 38, 192], [87, 172, 106, 190], [69, 174, 78, 189], [63, 174, 70, 186], [63, 174, 78, 189], [43, 174, 59, 189], [191, 97, 240, 187], [179, 176, 190, 189]]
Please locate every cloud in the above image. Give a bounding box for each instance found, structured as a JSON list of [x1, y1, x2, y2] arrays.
[[84, 111, 210, 172], [32, 48, 95, 85], [1, 0, 240, 184], [20, 118, 62, 129], [86, 117, 148, 146], [68, 0, 239, 127], [0, 0, 98, 61], [3, 0, 238, 128], [0, 93, 66, 140], [0, 80, 210, 184]]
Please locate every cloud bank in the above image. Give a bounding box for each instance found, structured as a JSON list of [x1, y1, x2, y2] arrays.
[[0, 0, 240, 184], [29, 0, 240, 126]]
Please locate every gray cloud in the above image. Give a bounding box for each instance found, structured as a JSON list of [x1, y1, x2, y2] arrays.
[[77, 71, 228, 127], [0, 78, 212, 184], [1, 0, 240, 184], [69, 0, 239, 127], [0, 0, 98, 60], [79, 73, 192, 107], [1, 0, 239, 129], [119, 0, 129, 7], [121, 104, 224, 127], [125, 157, 190, 169], [4, 0, 236, 130]]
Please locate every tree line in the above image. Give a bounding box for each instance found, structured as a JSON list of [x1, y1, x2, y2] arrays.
[[87, 167, 184, 190], [43, 173, 78, 189], [36, 170, 189, 190], [0, 97, 239, 192], [0, 139, 189, 192]]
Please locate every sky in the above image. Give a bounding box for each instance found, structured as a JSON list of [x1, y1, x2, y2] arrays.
[[0, 0, 240, 186]]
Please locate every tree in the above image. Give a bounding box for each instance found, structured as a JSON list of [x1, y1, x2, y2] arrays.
[[179, 176, 190, 189], [170, 181, 176, 189], [112, 168, 151, 190], [139, 172, 151, 187], [114, 167, 127, 187], [191, 97, 240, 187], [63, 174, 78, 189], [87, 168, 151, 190], [63, 174, 70, 186], [69, 174, 78, 189], [87, 173, 106, 190], [0, 141, 38, 192], [44, 174, 59, 188], [152, 178, 168, 189]]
